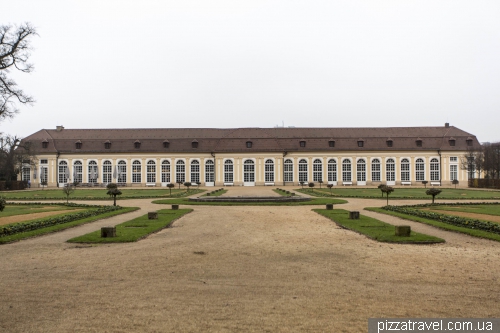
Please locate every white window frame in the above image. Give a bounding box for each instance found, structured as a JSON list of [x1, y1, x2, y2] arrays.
[[371, 158, 381, 182], [146, 160, 156, 184], [265, 159, 274, 183], [430, 157, 440, 181], [356, 158, 366, 184], [313, 158, 323, 182], [400, 158, 410, 182], [88, 160, 98, 184], [73, 160, 83, 183], [161, 160, 171, 184], [342, 158, 352, 183], [415, 158, 425, 181], [102, 160, 113, 184], [132, 160, 142, 183], [205, 159, 214, 184], [385, 158, 396, 184], [284, 159, 293, 182], [176, 160, 186, 184], [298, 159, 308, 183], [327, 158, 337, 184], [190, 159, 200, 184], [117, 160, 127, 183], [224, 159, 234, 183]]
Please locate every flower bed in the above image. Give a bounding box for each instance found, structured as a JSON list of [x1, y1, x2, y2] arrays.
[[382, 203, 500, 235]]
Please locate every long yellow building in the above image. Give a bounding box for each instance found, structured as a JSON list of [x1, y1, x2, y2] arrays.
[[19, 124, 479, 188]]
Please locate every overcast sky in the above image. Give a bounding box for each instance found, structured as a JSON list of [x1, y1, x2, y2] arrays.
[[2, 0, 499, 142]]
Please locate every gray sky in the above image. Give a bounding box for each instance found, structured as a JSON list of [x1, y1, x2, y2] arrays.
[[2, 0, 499, 142]]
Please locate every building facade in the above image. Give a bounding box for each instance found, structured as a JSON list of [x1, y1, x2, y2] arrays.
[[19, 124, 480, 187]]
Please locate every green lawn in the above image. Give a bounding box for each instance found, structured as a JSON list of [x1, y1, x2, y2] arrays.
[[152, 197, 347, 206], [68, 208, 192, 243], [426, 204, 500, 217], [0, 204, 81, 218], [314, 208, 444, 243], [0, 206, 138, 244], [366, 206, 500, 242], [296, 187, 500, 200], [0, 188, 204, 200]]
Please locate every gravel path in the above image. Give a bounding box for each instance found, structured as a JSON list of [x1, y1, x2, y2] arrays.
[[1, 188, 499, 333]]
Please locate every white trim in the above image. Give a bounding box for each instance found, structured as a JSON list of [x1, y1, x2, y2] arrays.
[[264, 182, 275, 186], [342, 181, 353, 186]]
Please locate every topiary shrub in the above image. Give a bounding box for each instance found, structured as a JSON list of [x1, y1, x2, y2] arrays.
[[0, 197, 6, 212]]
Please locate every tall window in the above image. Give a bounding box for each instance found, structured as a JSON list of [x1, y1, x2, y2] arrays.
[[161, 160, 171, 183], [401, 158, 410, 181], [132, 160, 142, 183], [430, 158, 440, 181], [205, 160, 214, 183], [88, 161, 98, 184], [40, 167, 48, 183], [176, 160, 185, 183], [386, 158, 395, 182], [356, 159, 366, 182], [327, 159, 337, 182], [59, 161, 68, 184], [147, 160, 156, 183], [118, 160, 127, 183], [103, 161, 112, 184], [450, 164, 458, 181], [190, 160, 200, 184], [415, 158, 425, 181], [284, 159, 293, 182], [74, 161, 83, 183], [265, 159, 274, 182], [243, 160, 255, 182], [22, 165, 31, 182], [342, 159, 352, 182], [371, 159, 381, 182], [298, 159, 308, 182], [313, 159, 322, 182], [224, 160, 233, 183]]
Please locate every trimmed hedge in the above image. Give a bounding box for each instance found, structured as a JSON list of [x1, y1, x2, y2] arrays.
[[0, 204, 123, 237], [382, 203, 500, 235]]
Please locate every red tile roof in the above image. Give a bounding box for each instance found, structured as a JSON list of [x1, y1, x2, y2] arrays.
[[21, 126, 481, 154]]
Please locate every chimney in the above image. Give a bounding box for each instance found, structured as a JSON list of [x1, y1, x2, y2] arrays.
[[445, 123, 449, 128], [56, 125, 64, 132]]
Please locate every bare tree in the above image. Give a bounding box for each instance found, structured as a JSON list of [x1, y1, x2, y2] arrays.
[[0, 135, 37, 181], [0, 23, 37, 122], [460, 145, 484, 183]]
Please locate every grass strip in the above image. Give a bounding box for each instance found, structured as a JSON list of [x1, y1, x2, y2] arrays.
[[295, 187, 500, 200], [0, 188, 205, 200], [68, 208, 192, 243], [366, 207, 500, 242], [0, 207, 138, 244], [0, 204, 81, 218], [314, 208, 444, 244], [152, 197, 347, 206]]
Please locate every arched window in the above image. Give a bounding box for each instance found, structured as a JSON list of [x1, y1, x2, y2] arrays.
[[430, 158, 440, 181], [284, 159, 293, 182], [103, 161, 112, 184], [357, 159, 366, 182], [265, 159, 274, 182], [132, 160, 141, 183], [371, 159, 381, 182], [243, 160, 255, 183], [401, 158, 410, 182], [415, 158, 425, 181], [176, 160, 185, 183], [342, 159, 351, 182], [298, 159, 308, 182], [190, 160, 200, 184], [73, 161, 83, 183], [161, 160, 171, 183], [147, 160, 156, 183], [205, 160, 214, 183], [313, 159, 322, 182], [386, 158, 395, 182], [118, 160, 127, 183], [59, 161, 68, 184], [224, 160, 233, 183], [327, 159, 337, 182], [88, 161, 98, 184]]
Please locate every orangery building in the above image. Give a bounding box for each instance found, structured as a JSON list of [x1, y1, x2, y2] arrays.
[[19, 124, 480, 188]]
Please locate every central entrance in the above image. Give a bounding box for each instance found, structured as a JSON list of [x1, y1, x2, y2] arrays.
[[243, 159, 255, 186]]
